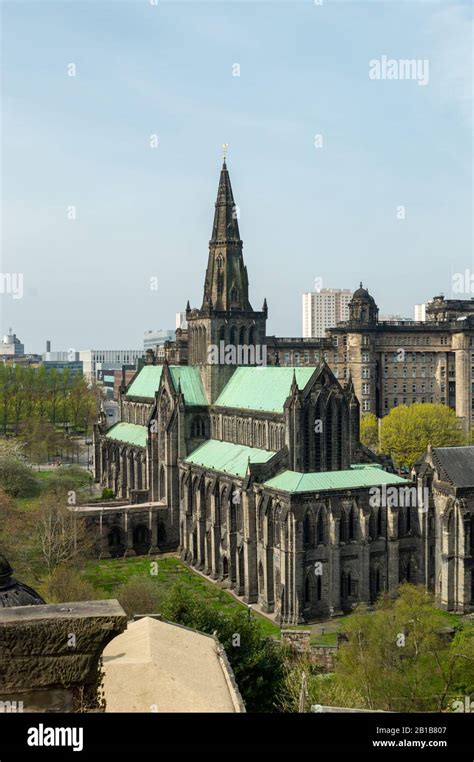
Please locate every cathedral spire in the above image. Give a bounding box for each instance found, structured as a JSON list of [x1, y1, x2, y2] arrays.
[[210, 159, 241, 243], [201, 159, 251, 312]]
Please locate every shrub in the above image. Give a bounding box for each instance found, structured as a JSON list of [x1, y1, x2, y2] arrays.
[[42, 564, 97, 603], [0, 455, 36, 497], [116, 575, 162, 618], [101, 488, 114, 500]]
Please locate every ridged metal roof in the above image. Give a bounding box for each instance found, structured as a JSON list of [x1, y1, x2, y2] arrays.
[[264, 466, 409, 494], [105, 422, 148, 448], [184, 439, 276, 477], [214, 366, 315, 413]]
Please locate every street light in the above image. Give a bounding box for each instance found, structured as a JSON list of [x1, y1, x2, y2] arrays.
[[85, 439, 93, 471]]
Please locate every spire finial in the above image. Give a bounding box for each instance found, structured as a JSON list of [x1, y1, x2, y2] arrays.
[[360, 281, 363, 289], [222, 143, 229, 162]]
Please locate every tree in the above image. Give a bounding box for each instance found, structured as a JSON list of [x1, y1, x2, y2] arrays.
[[278, 657, 366, 713], [35, 496, 94, 574], [0, 365, 14, 435], [0, 487, 36, 577], [20, 419, 62, 468], [334, 585, 474, 712], [380, 403, 464, 468], [160, 584, 287, 712], [0, 439, 36, 497], [360, 413, 379, 451]]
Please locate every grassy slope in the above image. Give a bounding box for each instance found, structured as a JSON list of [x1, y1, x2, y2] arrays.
[[84, 554, 280, 637]]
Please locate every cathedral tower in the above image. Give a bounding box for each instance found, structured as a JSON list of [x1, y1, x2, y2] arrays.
[[187, 159, 267, 402]]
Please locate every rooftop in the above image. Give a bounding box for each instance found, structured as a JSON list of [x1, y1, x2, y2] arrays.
[[214, 366, 316, 413], [125, 365, 163, 399], [102, 616, 244, 713], [125, 364, 207, 405], [184, 439, 276, 477], [264, 466, 409, 494], [431, 446, 474, 488], [105, 422, 148, 448]]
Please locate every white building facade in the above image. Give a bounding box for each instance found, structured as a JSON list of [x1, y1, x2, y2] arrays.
[[302, 289, 352, 338]]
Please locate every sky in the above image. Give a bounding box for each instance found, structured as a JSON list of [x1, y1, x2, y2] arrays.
[[1, 0, 472, 353]]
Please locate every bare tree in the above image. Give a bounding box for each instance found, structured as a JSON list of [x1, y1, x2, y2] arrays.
[[35, 496, 94, 574]]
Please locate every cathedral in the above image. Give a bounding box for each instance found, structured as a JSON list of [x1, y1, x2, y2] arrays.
[[90, 160, 473, 623]]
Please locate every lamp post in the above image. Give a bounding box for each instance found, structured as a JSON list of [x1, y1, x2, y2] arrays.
[[85, 439, 93, 493]]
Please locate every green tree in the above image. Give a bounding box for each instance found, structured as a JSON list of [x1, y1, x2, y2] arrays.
[[380, 403, 464, 468], [160, 584, 288, 712], [278, 657, 366, 713], [45, 368, 63, 427], [334, 585, 474, 712], [0, 440, 36, 497], [360, 412, 379, 451], [20, 419, 62, 468], [0, 365, 14, 434]]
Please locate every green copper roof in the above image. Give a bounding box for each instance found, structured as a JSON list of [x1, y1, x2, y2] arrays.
[[125, 366, 163, 399], [184, 439, 276, 477], [169, 366, 207, 406], [105, 422, 148, 448], [214, 367, 316, 413], [125, 365, 207, 406], [264, 467, 409, 494]]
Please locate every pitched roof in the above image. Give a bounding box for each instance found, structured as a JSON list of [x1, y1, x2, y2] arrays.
[[105, 422, 148, 448], [184, 439, 276, 477], [125, 365, 207, 406], [102, 616, 244, 713], [432, 446, 474, 488], [169, 366, 207, 406], [264, 466, 409, 494], [214, 366, 316, 413], [125, 366, 163, 399]]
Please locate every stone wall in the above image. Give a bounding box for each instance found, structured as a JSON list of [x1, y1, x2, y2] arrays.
[[0, 600, 127, 712]]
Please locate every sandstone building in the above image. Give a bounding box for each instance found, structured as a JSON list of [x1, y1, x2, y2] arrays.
[[414, 445, 474, 613]]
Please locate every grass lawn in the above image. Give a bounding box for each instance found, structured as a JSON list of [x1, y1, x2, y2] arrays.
[[311, 632, 338, 646], [84, 554, 280, 638]]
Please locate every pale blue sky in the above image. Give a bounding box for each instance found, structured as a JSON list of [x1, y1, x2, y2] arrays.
[[1, 0, 472, 352]]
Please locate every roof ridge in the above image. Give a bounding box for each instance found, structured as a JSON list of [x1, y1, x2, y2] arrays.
[[295, 473, 305, 490]]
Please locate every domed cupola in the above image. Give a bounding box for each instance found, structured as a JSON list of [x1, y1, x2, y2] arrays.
[[348, 282, 379, 325], [0, 553, 45, 608]]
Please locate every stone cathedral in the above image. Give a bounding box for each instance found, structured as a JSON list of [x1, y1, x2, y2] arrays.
[[91, 160, 473, 623]]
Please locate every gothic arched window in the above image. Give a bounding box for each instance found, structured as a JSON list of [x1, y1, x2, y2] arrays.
[[303, 512, 312, 546], [316, 510, 325, 545], [348, 507, 355, 540], [191, 416, 205, 437]]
